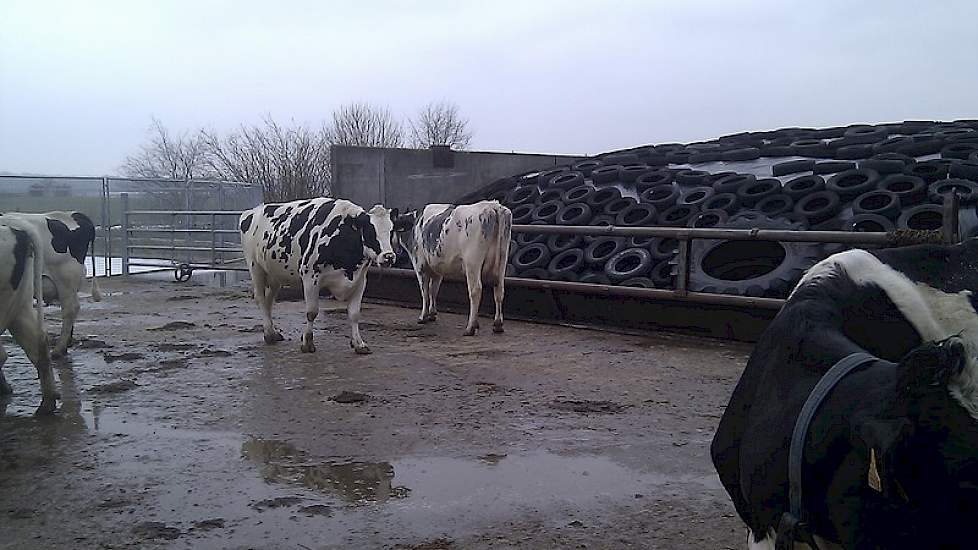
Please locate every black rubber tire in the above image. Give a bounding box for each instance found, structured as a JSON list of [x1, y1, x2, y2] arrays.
[[872, 152, 915, 167], [678, 186, 715, 209], [706, 171, 737, 184], [897, 138, 944, 157], [640, 184, 680, 209], [793, 190, 842, 223], [834, 144, 874, 160], [604, 248, 653, 282], [648, 260, 675, 288], [546, 234, 583, 254], [721, 147, 761, 161], [651, 238, 678, 260], [511, 203, 535, 224], [603, 197, 637, 216], [910, 160, 950, 183], [615, 203, 658, 227], [873, 136, 914, 153], [898, 204, 944, 231], [772, 159, 815, 177], [512, 243, 551, 271], [941, 143, 978, 160], [712, 173, 756, 194], [602, 153, 641, 165], [620, 165, 652, 183], [814, 161, 856, 175], [791, 139, 829, 157], [537, 188, 563, 204], [531, 200, 562, 223], [950, 159, 978, 181], [618, 277, 656, 288], [547, 248, 585, 280], [700, 192, 740, 213], [929, 179, 978, 204], [675, 170, 711, 186], [851, 190, 901, 219], [658, 204, 698, 227], [591, 165, 622, 184], [548, 171, 584, 189], [762, 146, 795, 157], [488, 189, 510, 203], [578, 271, 611, 285], [826, 169, 880, 199], [840, 125, 888, 145], [688, 151, 721, 163], [627, 235, 656, 251], [665, 152, 691, 164], [586, 187, 622, 210], [689, 209, 729, 228], [555, 202, 593, 225], [635, 170, 673, 190], [584, 237, 626, 266], [508, 186, 540, 206], [688, 216, 820, 298], [561, 184, 594, 204], [878, 174, 927, 206], [859, 158, 907, 175], [846, 213, 894, 233], [572, 159, 603, 176], [755, 194, 794, 217], [516, 267, 549, 280], [588, 214, 616, 228], [536, 169, 566, 187], [515, 227, 547, 246], [736, 178, 781, 208], [783, 175, 825, 199]]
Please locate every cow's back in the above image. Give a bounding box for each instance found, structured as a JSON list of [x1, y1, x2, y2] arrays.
[[0, 211, 95, 266]]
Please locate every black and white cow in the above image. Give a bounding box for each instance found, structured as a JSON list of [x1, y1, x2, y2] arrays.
[[712, 242, 978, 549], [0, 221, 56, 414], [394, 200, 512, 336], [0, 211, 101, 358], [240, 198, 398, 355]]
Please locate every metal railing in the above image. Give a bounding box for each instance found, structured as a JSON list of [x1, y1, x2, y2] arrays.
[[120, 194, 961, 310]]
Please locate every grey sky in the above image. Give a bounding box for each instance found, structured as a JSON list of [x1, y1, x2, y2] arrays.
[[2, 0, 977, 176]]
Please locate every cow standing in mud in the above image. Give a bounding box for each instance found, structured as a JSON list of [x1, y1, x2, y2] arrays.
[[394, 200, 512, 336], [0, 221, 56, 414], [0, 211, 101, 358], [239, 198, 398, 355], [712, 243, 978, 549]]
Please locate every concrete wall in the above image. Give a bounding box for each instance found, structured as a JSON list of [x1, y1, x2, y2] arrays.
[[330, 145, 583, 209]]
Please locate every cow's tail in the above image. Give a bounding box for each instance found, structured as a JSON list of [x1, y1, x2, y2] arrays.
[[494, 203, 512, 286], [8, 220, 47, 339], [88, 234, 102, 301]]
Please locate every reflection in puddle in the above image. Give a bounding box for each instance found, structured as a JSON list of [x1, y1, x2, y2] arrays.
[[241, 438, 410, 503]]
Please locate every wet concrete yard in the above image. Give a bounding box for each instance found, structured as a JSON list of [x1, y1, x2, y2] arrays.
[[0, 278, 749, 549]]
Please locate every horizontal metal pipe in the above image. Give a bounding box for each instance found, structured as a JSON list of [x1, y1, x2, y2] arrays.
[[511, 223, 912, 245], [370, 267, 785, 310], [127, 261, 250, 272], [126, 210, 244, 216], [126, 245, 242, 253], [125, 228, 241, 235]]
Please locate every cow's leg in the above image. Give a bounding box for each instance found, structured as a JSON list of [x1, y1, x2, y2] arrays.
[[300, 276, 320, 353], [9, 314, 56, 415], [251, 265, 283, 344], [427, 274, 443, 322], [347, 273, 371, 354], [462, 264, 482, 336], [0, 345, 11, 395], [52, 290, 80, 359], [263, 283, 283, 342], [492, 278, 505, 334], [416, 271, 431, 324]]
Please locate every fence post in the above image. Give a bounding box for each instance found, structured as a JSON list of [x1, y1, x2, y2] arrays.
[[943, 192, 961, 244], [675, 239, 690, 296], [101, 177, 111, 276], [121, 192, 130, 276]]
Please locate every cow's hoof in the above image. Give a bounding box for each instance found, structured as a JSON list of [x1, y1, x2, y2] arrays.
[[353, 345, 372, 355], [34, 400, 57, 416], [51, 348, 66, 359], [417, 318, 428, 324], [492, 324, 504, 334], [300, 342, 316, 353], [463, 328, 477, 337], [263, 332, 284, 344]]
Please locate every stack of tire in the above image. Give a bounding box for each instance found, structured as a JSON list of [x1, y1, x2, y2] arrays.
[[476, 120, 978, 298]]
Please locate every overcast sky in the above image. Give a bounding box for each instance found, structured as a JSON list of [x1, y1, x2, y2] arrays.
[[2, 0, 977, 176]]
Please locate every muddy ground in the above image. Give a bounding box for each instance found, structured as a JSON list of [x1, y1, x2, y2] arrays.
[[0, 277, 750, 550]]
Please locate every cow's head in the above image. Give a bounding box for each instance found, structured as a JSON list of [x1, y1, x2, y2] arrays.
[[355, 205, 399, 267], [390, 210, 419, 255], [852, 337, 978, 531]]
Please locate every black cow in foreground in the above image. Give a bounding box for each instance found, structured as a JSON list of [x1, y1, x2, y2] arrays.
[[712, 242, 978, 549], [239, 198, 398, 355]]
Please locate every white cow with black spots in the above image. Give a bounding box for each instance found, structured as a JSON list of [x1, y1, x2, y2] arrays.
[[239, 198, 398, 355], [0, 220, 56, 414], [0, 211, 101, 357], [394, 200, 512, 335]]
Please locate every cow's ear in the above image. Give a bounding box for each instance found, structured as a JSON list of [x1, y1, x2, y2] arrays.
[[393, 213, 415, 232], [353, 212, 371, 231], [390, 208, 400, 221]]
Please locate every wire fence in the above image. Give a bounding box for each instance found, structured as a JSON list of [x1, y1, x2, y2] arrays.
[[0, 175, 262, 277]]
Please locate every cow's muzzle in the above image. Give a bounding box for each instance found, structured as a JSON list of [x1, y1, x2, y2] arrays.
[[379, 252, 397, 267]]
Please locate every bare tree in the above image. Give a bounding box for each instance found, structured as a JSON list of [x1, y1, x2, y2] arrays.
[[324, 102, 403, 147], [409, 101, 472, 150], [200, 116, 331, 202], [121, 117, 212, 179]]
